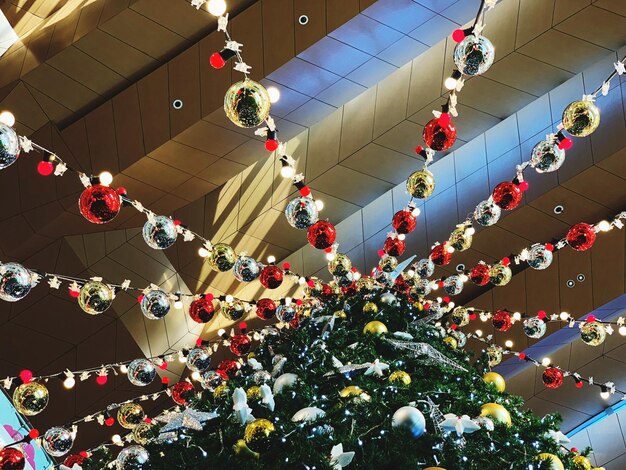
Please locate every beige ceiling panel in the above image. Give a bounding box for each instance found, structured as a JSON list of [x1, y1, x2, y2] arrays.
[[299, 188, 362, 228], [123, 157, 190, 193], [406, 41, 445, 117], [198, 157, 247, 186], [168, 45, 202, 136], [459, 76, 537, 118], [239, 207, 305, 252], [230, 3, 264, 80], [0, 82, 49, 131], [555, 6, 626, 50], [304, 107, 342, 180], [293, 0, 326, 54], [327, 0, 359, 32], [593, 0, 626, 16], [558, 248, 593, 315], [341, 142, 421, 185], [112, 85, 146, 170], [202, 174, 241, 241], [47, 8, 81, 58], [491, 267, 527, 313], [553, 0, 590, 24], [373, 63, 411, 138], [374, 120, 423, 157], [223, 138, 267, 167], [597, 146, 626, 180], [149, 140, 219, 175], [470, 225, 530, 260], [339, 87, 376, 160], [137, 64, 171, 153], [238, 157, 275, 228], [515, 0, 554, 47], [497, 205, 569, 244], [590, 229, 625, 309], [363, 227, 389, 274], [106, 173, 167, 207], [85, 101, 120, 174], [361, 189, 393, 240], [198, 31, 233, 117], [262, 0, 295, 73], [0, 45, 27, 88], [481, 0, 519, 58], [563, 167, 626, 212], [335, 211, 364, 253], [130, 0, 217, 39], [99, 0, 132, 24], [524, 257, 562, 316], [311, 164, 393, 207], [147, 193, 191, 224], [174, 120, 249, 156], [451, 104, 502, 142], [171, 177, 217, 203], [72, 0, 105, 43]]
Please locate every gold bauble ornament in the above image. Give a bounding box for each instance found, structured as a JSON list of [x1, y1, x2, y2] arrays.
[[451, 306, 470, 327], [363, 320, 388, 335], [424, 468, 447, 470], [487, 345, 503, 367], [328, 253, 352, 276], [304, 277, 323, 296], [132, 422, 152, 444], [535, 453, 564, 470], [580, 321, 606, 346], [221, 299, 246, 321], [244, 418, 276, 453], [379, 254, 398, 273], [562, 99, 600, 137], [389, 371, 411, 386], [572, 455, 592, 470], [12, 382, 49, 416], [449, 225, 472, 251], [356, 276, 380, 293], [339, 385, 371, 402], [443, 336, 458, 349], [334, 310, 347, 319], [483, 372, 506, 392], [214, 383, 229, 399], [117, 403, 145, 429], [489, 262, 512, 286], [480, 402, 511, 426], [78, 280, 114, 315], [362, 302, 378, 314], [208, 243, 237, 272], [406, 169, 435, 199], [247, 386, 262, 400], [233, 439, 260, 459], [224, 79, 271, 128]]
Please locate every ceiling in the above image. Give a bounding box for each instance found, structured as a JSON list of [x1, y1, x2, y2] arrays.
[[0, 0, 625, 458]]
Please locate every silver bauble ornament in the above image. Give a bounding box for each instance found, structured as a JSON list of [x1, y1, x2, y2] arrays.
[[474, 199, 501, 226], [379, 292, 398, 307], [275, 304, 297, 323], [411, 278, 431, 297], [527, 244, 553, 270], [201, 370, 223, 391], [116, 445, 149, 470], [392, 406, 426, 438], [415, 258, 435, 277], [127, 359, 157, 387], [0, 262, 32, 302], [487, 345, 503, 367], [443, 275, 464, 295], [450, 329, 467, 348], [142, 216, 177, 250], [523, 317, 547, 339], [140, 289, 170, 320], [530, 139, 565, 173], [42, 426, 74, 457], [451, 306, 470, 327], [232, 256, 261, 282], [78, 280, 113, 314], [427, 300, 447, 319], [334, 271, 354, 287], [253, 370, 272, 384], [186, 347, 211, 372], [285, 196, 318, 229], [0, 123, 20, 169], [453, 34, 495, 76]]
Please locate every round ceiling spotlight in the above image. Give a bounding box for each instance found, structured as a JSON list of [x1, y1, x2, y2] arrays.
[[566, 279, 575, 288], [172, 99, 183, 110], [553, 205, 564, 215], [455, 263, 465, 273], [576, 273, 585, 282], [298, 15, 309, 25]]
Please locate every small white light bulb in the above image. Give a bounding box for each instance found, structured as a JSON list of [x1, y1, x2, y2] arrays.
[[63, 377, 76, 389], [619, 326, 626, 336], [460, 274, 469, 282], [314, 199, 324, 211], [280, 165, 295, 178], [267, 255, 276, 264], [444, 77, 458, 90], [326, 252, 336, 261], [541, 357, 551, 367], [353, 271, 361, 280], [119, 364, 128, 374], [207, 0, 227, 16], [397, 234, 406, 241], [0, 111, 16, 127], [597, 220, 611, 232], [512, 312, 521, 321], [600, 389, 610, 400], [466, 227, 476, 236], [505, 340, 513, 348], [298, 277, 306, 285], [174, 299, 183, 309], [475, 329, 483, 337], [191, 371, 201, 381], [99, 171, 113, 186], [267, 86, 280, 103], [225, 294, 234, 303], [198, 247, 209, 258], [112, 434, 122, 445], [446, 246, 455, 254], [412, 207, 421, 217], [559, 311, 569, 321]]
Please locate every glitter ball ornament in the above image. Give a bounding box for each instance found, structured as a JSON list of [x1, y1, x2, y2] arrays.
[[415, 258, 435, 277], [384, 237, 405, 257], [449, 226, 472, 251], [188, 296, 215, 324], [562, 99, 600, 137], [535, 453, 564, 470], [392, 210, 417, 234], [132, 422, 152, 445], [406, 169, 435, 199], [566, 223, 596, 252], [307, 220, 336, 249], [208, 243, 237, 272], [259, 265, 283, 289], [379, 254, 398, 273], [572, 455, 592, 470], [285, 197, 318, 229], [117, 403, 145, 429], [78, 281, 113, 315], [233, 256, 260, 282], [487, 345, 503, 367], [0, 447, 25, 470], [451, 329, 467, 347], [363, 320, 388, 335], [186, 347, 211, 372], [430, 244, 452, 266], [201, 370, 223, 391], [255, 298, 276, 320], [217, 359, 239, 380], [140, 289, 170, 320], [392, 406, 426, 438], [171, 381, 194, 405], [527, 244, 553, 270], [474, 199, 501, 226], [79, 185, 121, 224], [492, 310, 512, 332], [523, 317, 547, 339], [427, 300, 447, 319], [492, 182, 522, 210], [142, 216, 177, 250], [13, 382, 48, 416], [0, 263, 32, 302], [451, 307, 470, 327], [530, 139, 566, 173], [363, 302, 378, 314], [453, 34, 495, 76], [423, 117, 456, 151], [470, 262, 490, 286], [0, 123, 20, 169], [275, 304, 297, 323], [483, 372, 505, 392], [542, 367, 564, 389], [489, 262, 512, 286], [115, 445, 149, 469], [221, 300, 246, 321], [411, 278, 431, 297], [127, 359, 156, 387], [42, 427, 74, 457], [224, 79, 271, 128], [443, 275, 463, 295], [328, 253, 351, 276], [247, 386, 262, 400], [580, 321, 606, 346], [230, 334, 252, 356], [244, 419, 276, 453], [379, 292, 398, 307], [480, 403, 511, 426]]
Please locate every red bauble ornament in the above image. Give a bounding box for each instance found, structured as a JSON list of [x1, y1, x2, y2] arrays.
[[392, 210, 417, 234], [470, 263, 490, 286], [430, 244, 452, 266], [289, 312, 303, 330], [209, 52, 226, 69], [423, 117, 457, 151], [63, 455, 86, 467], [79, 184, 121, 224], [217, 360, 239, 380], [37, 161, 54, 176], [229, 334, 252, 356], [492, 310, 512, 332], [492, 182, 522, 210], [384, 237, 405, 257], [566, 223, 596, 252], [0, 447, 25, 470], [341, 283, 357, 296], [542, 367, 564, 389], [307, 220, 336, 249], [188, 297, 215, 324], [256, 298, 276, 320], [260, 265, 284, 289], [171, 381, 194, 405]]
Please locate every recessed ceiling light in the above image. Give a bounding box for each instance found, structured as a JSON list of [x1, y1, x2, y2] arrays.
[[553, 204, 564, 215], [298, 15, 309, 25], [172, 99, 183, 109], [566, 279, 574, 288], [577, 274, 585, 282], [455, 263, 465, 273]]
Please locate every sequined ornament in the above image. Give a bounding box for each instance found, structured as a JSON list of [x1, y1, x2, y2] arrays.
[[79, 184, 121, 224], [525, 244, 552, 270], [224, 79, 271, 128], [140, 289, 170, 320], [117, 403, 145, 429], [384, 237, 405, 257], [449, 226, 472, 251], [423, 117, 456, 151], [530, 139, 566, 173], [217, 359, 239, 380], [406, 169, 435, 199], [535, 453, 564, 470], [379, 292, 398, 307], [443, 275, 463, 295], [453, 34, 495, 76], [307, 220, 336, 249], [246, 386, 262, 400], [132, 422, 152, 445], [392, 210, 417, 234], [0, 123, 20, 169], [232, 256, 261, 282], [115, 445, 149, 469], [470, 262, 490, 286], [443, 336, 457, 349], [451, 307, 470, 327], [451, 329, 467, 348], [188, 296, 215, 324], [415, 258, 435, 277], [201, 370, 223, 391], [430, 244, 452, 266], [78, 280, 113, 314], [275, 304, 297, 323], [411, 278, 431, 297], [186, 347, 211, 372], [492, 310, 512, 332], [374, 269, 393, 286], [580, 321, 606, 346], [42, 427, 74, 457], [355, 276, 379, 293], [523, 317, 547, 339], [208, 243, 237, 272], [379, 254, 398, 273], [427, 300, 447, 319], [12, 382, 48, 416], [259, 265, 283, 289], [255, 298, 276, 320], [363, 302, 378, 314], [392, 406, 426, 438], [328, 253, 351, 276], [480, 403, 511, 426], [0, 263, 32, 302], [562, 99, 600, 137], [474, 199, 501, 226], [244, 419, 276, 452], [492, 182, 522, 210], [230, 334, 252, 356], [127, 359, 156, 387], [363, 320, 387, 335], [566, 223, 596, 251], [483, 372, 505, 392], [285, 196, 318, 229], [0, 447, 25, 470], [388, 370, 411, 386], [542, 367, 564, 389], [142, 216, 177, 250], [487, 345, 503, 367], [489, 262, 512, 286], [572, 455, 592, 470], [213, 383, 229, 399], [171, 381, 194, 405]]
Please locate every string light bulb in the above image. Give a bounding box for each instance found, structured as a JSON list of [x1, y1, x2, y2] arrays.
[[475, 329, 483, 337], [267, 86, 280, 103], [99, 171, 113, 186], [597, 220, 611, 232], [119, 364, 128, 374], [198, 247, 209, 258], [444, 70, 462, 90], [174, 295, 183, 309], [280, 163, 295, 178], [63, 376, 76, 389], [600, 386, 610, 399], [559, 312, 569, 321], [191, 371, 201, 381], [267, 255, 276, 264], [541, 357, 551, 367], [315, 199, 324, 210], [0, 111, 15, 127], [207, 0, 227, 16], [619, 326, 626, 336], [505, 340, 513, 348], [112, 434, 122, 445]]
